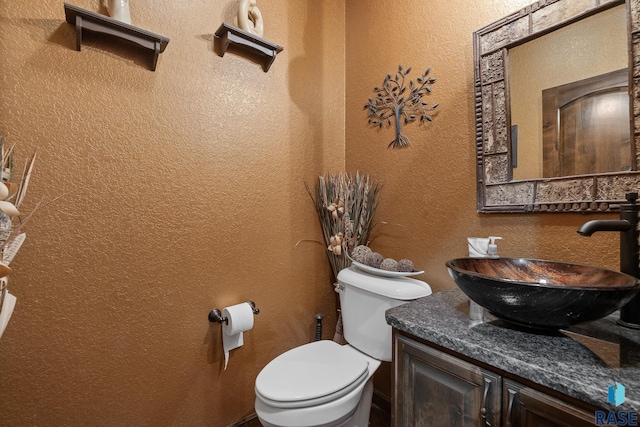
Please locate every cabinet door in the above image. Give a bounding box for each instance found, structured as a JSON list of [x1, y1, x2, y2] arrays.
[[394, 334, 501, 427], [503, 379, 595, 427]]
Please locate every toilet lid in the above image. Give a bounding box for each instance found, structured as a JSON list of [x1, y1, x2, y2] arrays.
[[255, 340, 369, 404]]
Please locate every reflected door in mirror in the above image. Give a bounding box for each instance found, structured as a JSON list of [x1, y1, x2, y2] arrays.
[[509, 4, 628, 181], [542, 69, 631, 178]]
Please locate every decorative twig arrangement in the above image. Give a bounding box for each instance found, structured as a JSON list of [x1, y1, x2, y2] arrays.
[[305, 172, 381, 282], [302, 172, 380, 344], [0, 143, 36, 257], [0, 140, 39, 340], [364, 65, 439, 149], [0, 140, 64, 269]]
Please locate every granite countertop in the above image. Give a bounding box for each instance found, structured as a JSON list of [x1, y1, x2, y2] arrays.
[[386, 288, 640, 411]]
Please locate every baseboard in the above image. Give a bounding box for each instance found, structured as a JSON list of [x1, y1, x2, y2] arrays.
[[227, 412, 259, 427]]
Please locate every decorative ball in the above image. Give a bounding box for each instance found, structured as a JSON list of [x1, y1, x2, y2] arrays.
[[351, 245, 372, 263], [397, 259, 415, 272], [365, 252, 384, 268], [380, 258, 398, 271]]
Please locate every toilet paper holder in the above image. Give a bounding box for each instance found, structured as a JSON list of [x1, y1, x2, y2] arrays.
[[208, 301, 259, 325]]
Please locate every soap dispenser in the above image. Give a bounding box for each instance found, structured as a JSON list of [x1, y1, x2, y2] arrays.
[[487, 236, 502, 258]]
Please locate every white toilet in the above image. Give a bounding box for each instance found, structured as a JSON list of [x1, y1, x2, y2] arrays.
[[254, 266, 432, 427]]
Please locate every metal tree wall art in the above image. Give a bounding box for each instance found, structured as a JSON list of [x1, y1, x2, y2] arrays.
[[364, 65, 439, 149]]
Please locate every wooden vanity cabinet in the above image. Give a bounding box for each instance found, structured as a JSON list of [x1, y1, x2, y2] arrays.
[[503, 379, 594, 427], [394, 333, 501, 427], [394, 333, 596, 427]]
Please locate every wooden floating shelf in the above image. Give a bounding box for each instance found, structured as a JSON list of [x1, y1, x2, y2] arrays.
[[63, 3, 170, 71], [214, 23, 283, 72]]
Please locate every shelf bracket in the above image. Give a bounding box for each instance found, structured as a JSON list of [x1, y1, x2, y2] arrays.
[[63, 3, 170, 71], [214, 23, 283, 72]]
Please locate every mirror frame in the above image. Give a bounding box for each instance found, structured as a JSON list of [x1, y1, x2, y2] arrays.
[[474, 0, 639, 213]]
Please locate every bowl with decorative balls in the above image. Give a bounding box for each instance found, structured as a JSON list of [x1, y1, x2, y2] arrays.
[[346, 245, 424, 278]]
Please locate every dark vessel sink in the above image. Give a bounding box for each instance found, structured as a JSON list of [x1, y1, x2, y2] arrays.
[[446, 258, 640, 329]]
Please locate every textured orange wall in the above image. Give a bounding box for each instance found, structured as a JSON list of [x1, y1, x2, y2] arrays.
[[0, 1, 344, 425], [0, 0, 627, 425], [345, 0, 619, 292]]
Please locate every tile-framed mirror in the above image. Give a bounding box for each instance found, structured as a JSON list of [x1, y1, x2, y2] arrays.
[[474, 0, 639, 213]]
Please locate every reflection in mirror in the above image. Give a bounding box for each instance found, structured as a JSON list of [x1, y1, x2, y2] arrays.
[[473, 0, 640, 213], [542, 69, 630, 178], [510, 5, 628, 180]]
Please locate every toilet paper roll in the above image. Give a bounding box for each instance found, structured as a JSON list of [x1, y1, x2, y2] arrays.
[[222, 302, 254, 370]]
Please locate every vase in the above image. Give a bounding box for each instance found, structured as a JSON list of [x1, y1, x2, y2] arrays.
[[108, 0, 131, 25]]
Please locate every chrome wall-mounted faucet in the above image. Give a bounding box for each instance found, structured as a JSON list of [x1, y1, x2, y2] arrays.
[[578, 192, 640, 328]]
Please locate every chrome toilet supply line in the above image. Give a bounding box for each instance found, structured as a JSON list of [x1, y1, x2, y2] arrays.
[[208, 301, 259, 325]]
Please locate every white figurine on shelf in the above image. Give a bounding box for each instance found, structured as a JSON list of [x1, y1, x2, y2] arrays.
[[108, 0, 131, 25], [238, 0, 264, 37]]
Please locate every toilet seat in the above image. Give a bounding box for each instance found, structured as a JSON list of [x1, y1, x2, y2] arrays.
[[255, 340, 369, 409]]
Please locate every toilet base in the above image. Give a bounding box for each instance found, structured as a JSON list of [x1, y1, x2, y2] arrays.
[[348, 377, 374, 427], [255, 344, 381, 427], [256, 377, 374, 427]]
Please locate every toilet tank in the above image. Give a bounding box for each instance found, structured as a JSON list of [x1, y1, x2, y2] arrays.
[[336, 266, 432, 362]]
